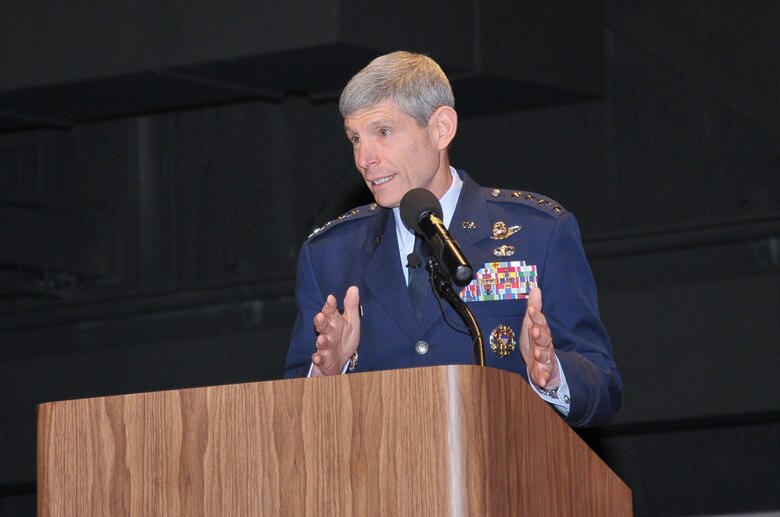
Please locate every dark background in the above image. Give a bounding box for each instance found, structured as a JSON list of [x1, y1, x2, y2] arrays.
[[1, 1, 778, 515]]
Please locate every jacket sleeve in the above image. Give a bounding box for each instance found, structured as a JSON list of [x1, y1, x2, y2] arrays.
[[284, 242, 324, 378], [541, 212, 623, 426]]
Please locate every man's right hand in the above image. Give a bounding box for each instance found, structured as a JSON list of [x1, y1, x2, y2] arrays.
[[310, 286, 361, 376]]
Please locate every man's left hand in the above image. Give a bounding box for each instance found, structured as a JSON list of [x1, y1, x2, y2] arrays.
[[520, 287, 561, 389]]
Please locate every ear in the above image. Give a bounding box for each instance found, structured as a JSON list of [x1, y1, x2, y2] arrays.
[[431, 106, 458, 151]]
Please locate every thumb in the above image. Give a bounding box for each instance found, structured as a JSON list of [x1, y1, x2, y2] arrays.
[[343, 286, 361, 322]]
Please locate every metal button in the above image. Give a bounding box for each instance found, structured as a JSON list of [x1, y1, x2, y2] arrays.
[[415, 341, 429, 355], [490, 189, 501, 197]]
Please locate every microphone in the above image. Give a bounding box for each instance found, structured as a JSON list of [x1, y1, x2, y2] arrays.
[[400, 188, 474, 287], [406, 252, 421, 270]]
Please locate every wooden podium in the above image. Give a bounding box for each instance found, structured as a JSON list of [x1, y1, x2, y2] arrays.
[[37, 365, 631, 516]]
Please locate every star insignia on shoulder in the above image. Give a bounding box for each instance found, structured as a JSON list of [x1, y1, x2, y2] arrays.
[[308, 204, 379, 239], [487, 188, 565, 214]]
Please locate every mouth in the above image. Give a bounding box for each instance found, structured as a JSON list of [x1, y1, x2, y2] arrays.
[[369, 174, 396, 187]]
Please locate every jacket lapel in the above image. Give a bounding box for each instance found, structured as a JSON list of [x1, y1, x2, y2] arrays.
[[361, 209, 419, 340]]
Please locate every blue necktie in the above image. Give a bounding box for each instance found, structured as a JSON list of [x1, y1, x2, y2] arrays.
[[408, 234, 428, 321]]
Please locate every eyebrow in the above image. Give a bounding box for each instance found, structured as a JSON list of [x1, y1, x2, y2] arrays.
[[344, 118, 397, 133]]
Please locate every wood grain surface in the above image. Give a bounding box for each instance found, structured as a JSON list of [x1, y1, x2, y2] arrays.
[[37, 365, 631, 516]]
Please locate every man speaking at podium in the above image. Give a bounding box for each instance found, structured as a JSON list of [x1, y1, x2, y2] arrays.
[[284, 51, 622, 427]]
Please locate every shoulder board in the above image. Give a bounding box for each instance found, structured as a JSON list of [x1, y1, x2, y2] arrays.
[[483, 187, 566, 218], [307, 202, 381, 239]]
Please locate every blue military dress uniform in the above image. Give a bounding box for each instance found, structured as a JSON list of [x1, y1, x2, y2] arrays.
[[284, 170, 622, 427]]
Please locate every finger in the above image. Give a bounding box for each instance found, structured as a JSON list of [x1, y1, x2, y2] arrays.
[[534, 348, 554, 365], [313, 312, 327, 333], [535, 370, 551, 388], [530, 326, 554, 360], [521, 288, 543, 344], [315, 333, 331, 351], [530, 326, 552, 348], [314, 311, 339, 336], [313, 341, 336, 370], [321, 294, 338, 315], [311, 351, 335, 374], [528, 305, 548, 328]]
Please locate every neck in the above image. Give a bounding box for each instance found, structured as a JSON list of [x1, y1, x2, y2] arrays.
[[428, 155, 453, 200]]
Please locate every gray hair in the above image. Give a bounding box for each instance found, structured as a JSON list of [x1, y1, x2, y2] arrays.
[[339, 51, 455, 127]]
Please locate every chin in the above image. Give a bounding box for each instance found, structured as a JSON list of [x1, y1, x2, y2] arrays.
[[372, 197, 400, 209], [371, 190, 403, 209]]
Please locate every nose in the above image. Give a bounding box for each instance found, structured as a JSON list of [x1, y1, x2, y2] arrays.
[[356, 140, 379, 171]]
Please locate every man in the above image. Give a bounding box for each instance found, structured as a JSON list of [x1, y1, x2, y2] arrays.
[[284, 51, 622, 427]]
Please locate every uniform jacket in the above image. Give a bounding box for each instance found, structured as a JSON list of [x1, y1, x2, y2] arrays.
[[284, 170, 622, 426]]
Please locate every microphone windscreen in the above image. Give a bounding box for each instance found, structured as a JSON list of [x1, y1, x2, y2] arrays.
[[400, 188, 442, 233]]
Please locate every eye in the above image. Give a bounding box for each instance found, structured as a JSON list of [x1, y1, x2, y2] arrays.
[[378, 128, 391, 137], [348, 135, 360, 145]]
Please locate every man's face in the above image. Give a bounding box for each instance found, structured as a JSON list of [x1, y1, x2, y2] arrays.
[[344, 100, 450, 208]]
